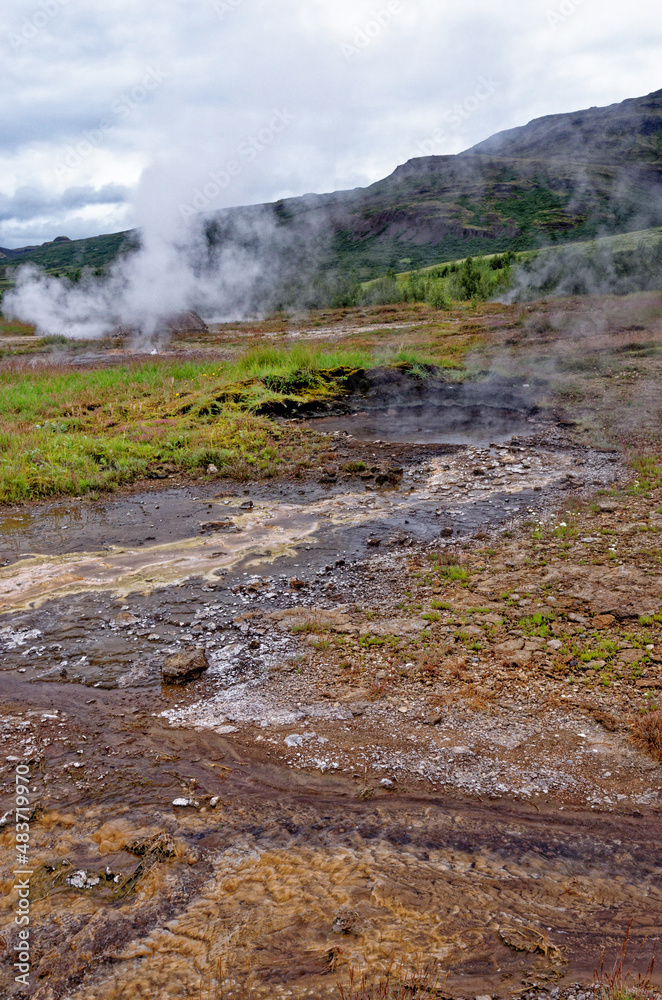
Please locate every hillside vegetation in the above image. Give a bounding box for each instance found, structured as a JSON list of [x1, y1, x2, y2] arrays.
[[1, 89, 661, 300]]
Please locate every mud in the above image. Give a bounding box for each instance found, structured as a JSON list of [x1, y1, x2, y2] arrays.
[[301, 372, 540, 446], [1, 408, 658, 1000], [1, 673, 661, 1000], [0, 427, 617, 690]]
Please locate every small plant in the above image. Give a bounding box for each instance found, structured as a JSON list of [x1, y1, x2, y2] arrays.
[[632, 709, 662, 762], [594, 921, 657, 1000], [292, 619, 326, 635], [368, 680, 389, 700], [337, 961, 443, 999], [440, 564, 469, 583]]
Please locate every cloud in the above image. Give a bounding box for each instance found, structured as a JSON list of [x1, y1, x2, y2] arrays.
[[0, 0, 660, 247], [0, 184, 129, 224]]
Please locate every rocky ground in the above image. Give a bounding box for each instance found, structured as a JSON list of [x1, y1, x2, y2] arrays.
[[1, 300, 662, 1000]]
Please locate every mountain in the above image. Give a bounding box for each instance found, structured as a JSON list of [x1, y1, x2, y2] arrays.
[[2, 89, 661, 282], [467, 90, 662, 163], [0, 231, 134, 271]]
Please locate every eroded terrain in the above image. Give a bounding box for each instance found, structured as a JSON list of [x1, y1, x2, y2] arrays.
[[1, 301, 662, 1000]]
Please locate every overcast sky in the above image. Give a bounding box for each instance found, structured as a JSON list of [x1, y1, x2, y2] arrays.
[[1, 0, 660, 248]]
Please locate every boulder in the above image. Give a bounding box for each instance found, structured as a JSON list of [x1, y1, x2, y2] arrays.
[[161, 648, 209, 685], [163, 310, 209, 335]]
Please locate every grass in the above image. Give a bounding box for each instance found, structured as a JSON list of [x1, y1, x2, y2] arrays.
[[337, 963, 442, 1000], [440, 564, 470, 584], [594, 922, 658, 1000], [3, 283, 662, 503], [0, 342, 443, 503], [632, 710, 662, 761]]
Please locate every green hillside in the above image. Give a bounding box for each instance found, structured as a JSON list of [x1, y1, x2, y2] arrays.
[[0, 230, 135, 277], [2, 88, 661, 296]]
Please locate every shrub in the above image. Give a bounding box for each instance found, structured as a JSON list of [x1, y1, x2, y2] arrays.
[[632, 710, 662, 761]]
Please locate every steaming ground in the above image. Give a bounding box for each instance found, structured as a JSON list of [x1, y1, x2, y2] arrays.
[[1, 297, 662, 999]]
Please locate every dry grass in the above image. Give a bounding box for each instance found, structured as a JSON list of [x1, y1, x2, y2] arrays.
[[631, 710, 662, 761], [594, 922, 658, 1000], [337, 962, 445, 1000]]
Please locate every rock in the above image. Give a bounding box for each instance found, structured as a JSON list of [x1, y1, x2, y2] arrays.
[[332, 908, 361, 935], [161, 648, 209, 685], [162, 310, 209, 335], [172, 798, 199, 808], [495, 639, 525, 653], [207, 464, 219, 475], [240, 500, 254, 510], [617, 648, 644, 664], [66, 870, 100, 889], [361, 618, 424, 637], [285, 734, 303, 747], [289, 578, 306, 589], [367, 537, 381, 547], [547, 639, 563, 650], [593, 614, 616, 629], [115, 612, 139, 625], [200, 520, 240, 533], [380, 778, 395, 789]]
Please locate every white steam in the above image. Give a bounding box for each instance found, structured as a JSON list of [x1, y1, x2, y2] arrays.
[[1, 211, 270, 345]]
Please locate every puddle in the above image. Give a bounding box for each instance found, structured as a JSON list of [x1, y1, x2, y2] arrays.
[[304, 403, 535, 445], [302, 372, 539, 444]]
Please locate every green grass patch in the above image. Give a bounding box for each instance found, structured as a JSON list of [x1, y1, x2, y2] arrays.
[[0, 342, 455, 502]]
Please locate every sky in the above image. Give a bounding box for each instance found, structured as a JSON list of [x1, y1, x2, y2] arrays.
[[1, 0, 661, 249]]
